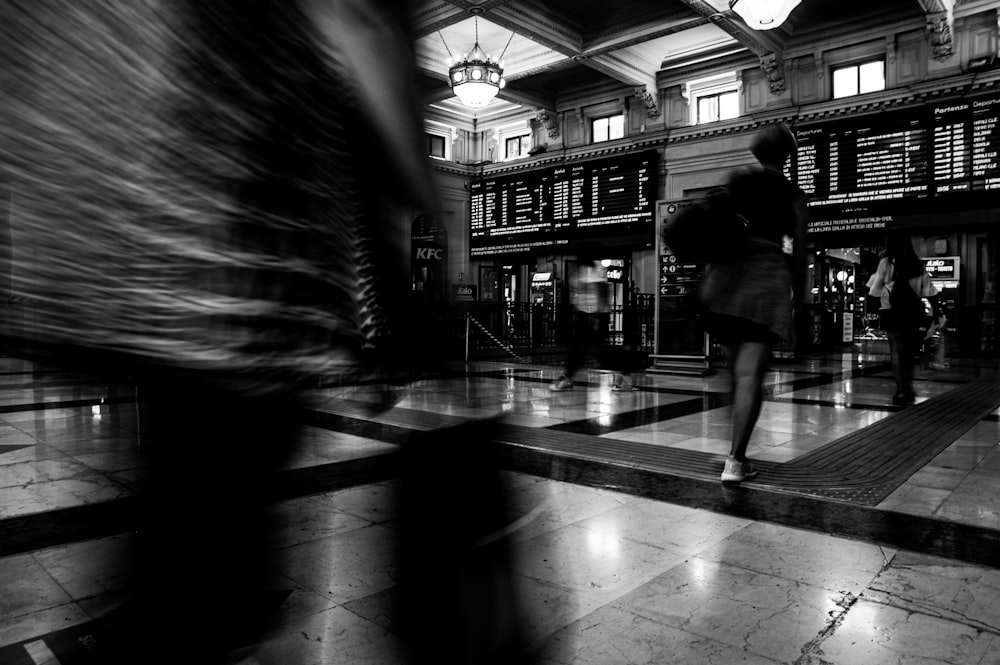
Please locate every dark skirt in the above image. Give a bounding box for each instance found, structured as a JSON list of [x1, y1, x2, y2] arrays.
[[698, 240, 793, 345]]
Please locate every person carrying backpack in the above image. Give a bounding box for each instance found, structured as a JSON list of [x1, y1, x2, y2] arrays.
[[697, 124, 808, 483], [866, 232, 943, 405]]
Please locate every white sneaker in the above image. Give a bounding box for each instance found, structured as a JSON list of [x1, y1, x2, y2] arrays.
[[549, 376, 573, 391], [721, 457, 758, 483]]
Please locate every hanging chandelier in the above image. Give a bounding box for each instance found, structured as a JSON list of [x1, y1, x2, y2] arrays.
[[728, 0, 801, 30], [441, 18, 512, 108]]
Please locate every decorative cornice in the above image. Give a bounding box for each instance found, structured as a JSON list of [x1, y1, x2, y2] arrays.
[[436, 70, 1000, 178]]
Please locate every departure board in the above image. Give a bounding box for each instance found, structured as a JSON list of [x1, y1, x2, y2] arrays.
[[934, 94, 1000, 193], [470, 151, 658, 257], [793, 90, 1000, 222], [794, 110, 930, 209]]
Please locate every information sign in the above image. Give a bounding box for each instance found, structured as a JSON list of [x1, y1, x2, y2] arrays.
[[470, 151, 659, 257]]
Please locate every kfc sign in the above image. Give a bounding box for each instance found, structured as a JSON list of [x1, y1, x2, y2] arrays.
[[415, 247, 444, 261]]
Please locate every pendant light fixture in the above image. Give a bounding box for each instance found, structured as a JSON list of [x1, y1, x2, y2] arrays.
[[728, 0, 801, 30], [440, 17, 513, 108]]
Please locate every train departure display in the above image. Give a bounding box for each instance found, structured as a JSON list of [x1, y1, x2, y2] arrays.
[[470, 150, 658, 257], [793, 90, 1000, 222]]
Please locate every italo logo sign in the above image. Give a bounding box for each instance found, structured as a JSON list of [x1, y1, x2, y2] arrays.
[[452, 284, 477, 301], [414, 247, 444, 260], [922, 257, 958, 279]]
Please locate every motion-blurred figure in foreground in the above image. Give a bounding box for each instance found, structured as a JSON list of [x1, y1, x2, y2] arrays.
[[1, 1, 440, 663]]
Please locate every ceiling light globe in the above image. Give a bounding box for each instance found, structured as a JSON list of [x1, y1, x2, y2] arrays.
[[728, 0, 800, 30], [453, 81, 498, 107]]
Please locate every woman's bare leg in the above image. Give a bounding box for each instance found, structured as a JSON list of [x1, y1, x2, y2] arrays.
[[726, 341, 771, 461]]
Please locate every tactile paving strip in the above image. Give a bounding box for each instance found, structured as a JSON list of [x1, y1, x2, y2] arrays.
[[491, 372, 1000, 506], [309, 370, 1000, 507]]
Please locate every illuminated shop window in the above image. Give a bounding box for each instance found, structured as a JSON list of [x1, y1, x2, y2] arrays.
[[592, 114, 624, 143], [833, 59, 885, 99], [505, 134, 531, 159]]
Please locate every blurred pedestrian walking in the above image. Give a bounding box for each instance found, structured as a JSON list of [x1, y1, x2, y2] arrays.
[[1, 1, 439, 662], [866, 232, 943, 405], [697, 124, 808, 483], [550, 248, 634, 392]]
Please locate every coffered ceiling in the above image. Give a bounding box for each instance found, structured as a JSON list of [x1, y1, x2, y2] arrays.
[[411, 0, 979, 128]]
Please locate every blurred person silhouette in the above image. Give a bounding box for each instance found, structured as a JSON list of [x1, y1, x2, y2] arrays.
[[0, 1, 459, 663], [549, 246, 634, 391], [866, 232, 942, 405], [697, 124, 808, 483]]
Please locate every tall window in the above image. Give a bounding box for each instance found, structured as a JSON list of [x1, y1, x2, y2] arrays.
[[686, 72, 740, 126], [505, 135, 530, 159], [592, 114, 624, 143], [426, 133, 446, 159], [833, 59, 885, 99], [697, 91, 739, 124]]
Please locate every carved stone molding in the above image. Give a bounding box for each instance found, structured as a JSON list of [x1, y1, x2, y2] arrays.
[[760, 53, 786, 95], [634, 85, 660, 118], [926, 11, 954, 61], [535, 108, 560, 139]]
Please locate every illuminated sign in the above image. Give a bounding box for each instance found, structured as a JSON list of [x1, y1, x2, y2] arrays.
[[792, 90, 1000, 223], [470, 151, 659, 256], [921, 256, 959, 280], [452, 284, 477, 301]]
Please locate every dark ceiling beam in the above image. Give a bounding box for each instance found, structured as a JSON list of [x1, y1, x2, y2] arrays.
[[675, 0, 784, 57], [481, 2, 584, 56], [585, 54, 658, 95], [412, 2, 468, 38], [496, 86, 557, 110], [411, 0, 515, 39], [585, 53, 661, 116], [582, 17, 711, 55]]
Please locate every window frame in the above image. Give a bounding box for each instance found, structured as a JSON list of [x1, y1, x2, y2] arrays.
[[591, 114, 625, 144], [696, 90, 739, 124], [686, 72, 740, 126], [832, 57, 886, 99], [426, 132, 447, 160], [504, 134, 531, 160]]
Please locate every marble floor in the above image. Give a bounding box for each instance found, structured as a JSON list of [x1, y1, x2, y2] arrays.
[[1, 350, 999, 664]]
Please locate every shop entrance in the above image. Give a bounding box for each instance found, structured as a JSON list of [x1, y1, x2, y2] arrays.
[[805, 247, 881, 350], [476, 264, 533, 347]]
